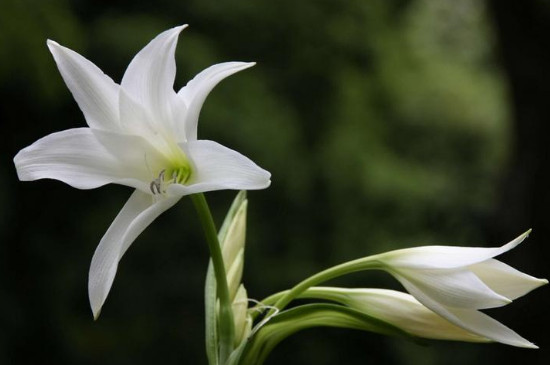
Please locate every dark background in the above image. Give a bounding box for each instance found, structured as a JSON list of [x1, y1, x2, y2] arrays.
[[1, 0, 549, 364]]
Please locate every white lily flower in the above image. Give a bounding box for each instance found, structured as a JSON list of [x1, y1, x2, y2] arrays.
[[374, 230, 547, 348], [13, 26, 271, 319]]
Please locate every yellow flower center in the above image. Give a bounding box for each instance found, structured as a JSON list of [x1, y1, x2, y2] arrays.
[[149, 144, 192, 195]]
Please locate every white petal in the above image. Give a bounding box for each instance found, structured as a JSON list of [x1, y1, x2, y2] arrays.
[[118, 88, 159, 141], [117, 88, 188, 158], [177, 62, 256, 140], [168, 91, 189, 143], [121, 25, 187, 131], [380, 231, 530, 269], [396, 278, 537, 348], [449, 308, 538, 349], [166, 140, 270, 195], [47, 40, 120, 131], [470, 259, 548, 300], [14, 128, 147, 191], [88, 190, 181, 318], [393, 268, 511, 309], [324, 288, 489, 342]]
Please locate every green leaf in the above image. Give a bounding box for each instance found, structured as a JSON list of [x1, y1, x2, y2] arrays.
[[204, 262, 219, 365], [224, 338, 249, 365], [239, 303, 415, 365]]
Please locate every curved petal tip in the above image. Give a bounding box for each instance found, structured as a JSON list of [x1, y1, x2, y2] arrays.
[[173, 24, 189, 33], [93, 307, 101, 320], [500, 229, 533, 254], [46, 39, 58, 48], [162, 24, 188, 40]]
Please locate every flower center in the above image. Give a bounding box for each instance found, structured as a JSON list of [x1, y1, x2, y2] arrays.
[[149, 149, 192, 195], [168, 164, 192, 185]]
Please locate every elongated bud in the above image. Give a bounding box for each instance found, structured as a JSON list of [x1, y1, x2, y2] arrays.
[[226, 249, 245, 302], [233, 285, 252, 346], [221, 197, 247, 301], [302, 287, 489, 342], [218, 191, 251, 348]]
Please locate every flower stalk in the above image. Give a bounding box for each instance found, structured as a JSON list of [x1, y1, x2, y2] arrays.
[[192, 193, 235, 363], [266, 256, 380, 315]]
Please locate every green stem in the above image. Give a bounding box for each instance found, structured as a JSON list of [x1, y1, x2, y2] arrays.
[[263, 287, 353, 306], [251, 287, 352, 321], [266, 255, 381, 316], [192, 193, 235, 364]]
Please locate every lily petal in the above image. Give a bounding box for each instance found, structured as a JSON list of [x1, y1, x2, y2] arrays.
[[88, 189, 181, 318], [393, 275, 537, 348], [167, 140, 271, 195], [380, 231, 530, 270], [117, 88, 190, 160], [393, 269, 511, 309], [121, 25, 187, 132], [470, 259, 548, 300], [14, 128, 147, 191], [47, 40, 120, 131], [449, 308, 538, 349], [178, 62, 256, 140], [118, 87, 161, 145], [420, 285, 536, 348]]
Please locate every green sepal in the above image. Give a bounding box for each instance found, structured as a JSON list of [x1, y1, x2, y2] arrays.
[[239, 303, 416, 365], [205, 191, 247, 365]]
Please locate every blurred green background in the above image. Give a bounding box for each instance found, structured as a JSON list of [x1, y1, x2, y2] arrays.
[[1, 0, 549, 364]]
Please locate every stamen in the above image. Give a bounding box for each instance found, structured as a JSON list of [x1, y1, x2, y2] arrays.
[[149, 163, 191, 196], [149, 169, 166, 195], [149, 181, 158, 195]]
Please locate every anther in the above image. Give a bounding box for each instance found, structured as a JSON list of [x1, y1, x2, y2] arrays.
[[149, 169, 166, 195], [149, 180, 159, 195]]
